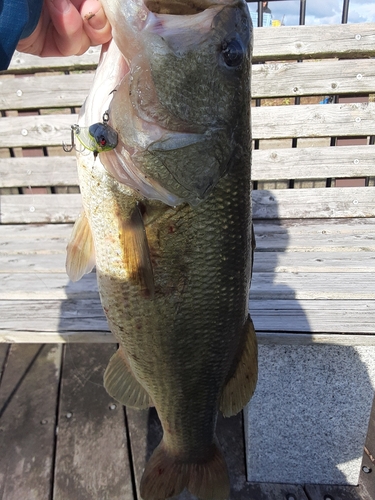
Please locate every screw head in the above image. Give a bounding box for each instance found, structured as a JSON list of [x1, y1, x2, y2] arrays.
[[66, 412, 73, 419], [109, 403, 117, 411], [362, 465, 372, 473]]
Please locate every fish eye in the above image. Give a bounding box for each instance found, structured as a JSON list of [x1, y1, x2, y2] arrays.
[[221, 39, 244, 68]]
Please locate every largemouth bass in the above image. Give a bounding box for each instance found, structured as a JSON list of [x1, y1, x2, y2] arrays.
[[66, 0, 256, 498]]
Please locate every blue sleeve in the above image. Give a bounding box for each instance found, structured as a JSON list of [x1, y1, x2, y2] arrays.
[[0, 0, 43, 70]]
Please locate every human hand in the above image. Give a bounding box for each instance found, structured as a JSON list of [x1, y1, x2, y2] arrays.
[[16, 0, 112, 57]]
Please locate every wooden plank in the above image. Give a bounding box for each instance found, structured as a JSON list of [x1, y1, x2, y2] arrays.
[[0, 193, 80, 224], [4, 23, 375, 73], [2, 249, 374, 274], [1, 102, 374, 148], [0, 156, 78, 188], [1, 268, 373, 300], [5, 48, 100, 73], [0, 344, 62, 500], [0, 113, 77, 148], [1, 143, 373, 188], [252, 145, 375, 182], [53, 344, 134, 500], [252, 102, 375, 140], [252, 22, 375, 62], [251, 299, 375, 334], [1, 297, 374, 339], [1, 187, 374, 224], [0, 344, 9, 380], [251, 272, 375, 300], [253, 187, 375, 219], [0, 74, 93, 111], [2, 219, 373, 253], [252, 58, 375, 98], [2, 58, 375, 111], [253, 218, 375, 251]]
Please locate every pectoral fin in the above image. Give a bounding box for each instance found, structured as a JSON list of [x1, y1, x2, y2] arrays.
[[120, 203, 155, 298], [104, 347, 151, 409], [220, 316, 258, 417], [66, 210, 96, 282]]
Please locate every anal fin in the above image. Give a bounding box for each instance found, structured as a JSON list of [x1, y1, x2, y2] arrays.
[[220, 316, 258, 417], [104, 347, 151, 409]]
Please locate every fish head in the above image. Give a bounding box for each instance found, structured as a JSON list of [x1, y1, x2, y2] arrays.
[[99, 0, 252, 206]]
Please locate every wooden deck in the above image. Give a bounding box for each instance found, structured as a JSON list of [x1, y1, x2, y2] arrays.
[[0, 342, 373, 500]]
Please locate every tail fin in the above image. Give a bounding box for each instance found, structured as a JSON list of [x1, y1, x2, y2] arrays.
[[140, 440, 230, 500]]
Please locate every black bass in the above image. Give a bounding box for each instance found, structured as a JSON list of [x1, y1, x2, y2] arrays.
[[66, 0, 256, 498]]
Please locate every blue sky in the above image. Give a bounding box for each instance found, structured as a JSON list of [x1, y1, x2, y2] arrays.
[[247, 0, 375, 25]]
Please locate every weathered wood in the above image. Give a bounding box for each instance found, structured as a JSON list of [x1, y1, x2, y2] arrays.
[[0, 156, 78, 188], [252, 102, 375, 140], [2, 249, 374, 274], [1, 187, 373, 224], [252, 58, 375, 98], [53, 344, 134, 500], [5, 48, 100, 73], [1, 143, 373, 188], [4, 23, 375, 73], [1, 102, 374, 148], [0, 344, 9, 379], [0, 73, 94, 111], [0, 344, 61, 500], [252, 187, 375, 219], [252, 22, 375, 62], [252, 145, 375, 181], [2, 58, 375, 111], [0, 113, 76, 148]]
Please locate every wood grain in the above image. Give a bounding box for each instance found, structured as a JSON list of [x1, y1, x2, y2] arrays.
[[0, 344, 61, 500], [53, 344, 134, 500]]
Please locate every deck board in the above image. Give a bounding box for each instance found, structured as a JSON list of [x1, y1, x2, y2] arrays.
[[0, 344, 61, 500], [53, 344, 134, 500]]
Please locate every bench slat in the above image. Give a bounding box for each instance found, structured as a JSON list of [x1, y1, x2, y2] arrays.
[[1, 269, 373, 300], [2, 250, 374, 274], [253, 145, 375, 181], [1, 102, 373, 149], [0, 73, 94, 111], [1, 187, 373, 223], [0, 156, 78, 187], [253, 59, 375, 98], [2, 219, 373, 252], [1, 299, 374, 338], [4, 23, 375, 73], [2, 58, 375, 112], [252, 102, 375, 140], [1, 144, 372, 188], [252, 22, 375, 62]]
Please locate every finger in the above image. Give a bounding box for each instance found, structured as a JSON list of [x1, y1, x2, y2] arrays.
[[80, 1, 112, 46], [47, 0, 90, 56]]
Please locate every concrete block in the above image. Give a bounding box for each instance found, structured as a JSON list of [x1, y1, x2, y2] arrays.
[[245, 344, 375, 485]]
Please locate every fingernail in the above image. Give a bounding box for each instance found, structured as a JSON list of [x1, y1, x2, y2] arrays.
[[85, 7, 107, 30], [50, 0, 71, 13]]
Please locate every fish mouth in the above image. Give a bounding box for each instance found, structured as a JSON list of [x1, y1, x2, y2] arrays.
[[144, 0, 206, 15]]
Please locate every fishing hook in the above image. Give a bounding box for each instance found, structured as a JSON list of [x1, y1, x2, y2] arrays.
[[62, 124, 80, 152]]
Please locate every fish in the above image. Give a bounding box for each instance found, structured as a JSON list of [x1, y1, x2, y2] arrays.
[[65, 0, 257, 498]]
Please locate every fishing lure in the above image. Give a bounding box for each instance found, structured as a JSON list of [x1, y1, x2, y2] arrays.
[[63, 111, 118, 157]]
